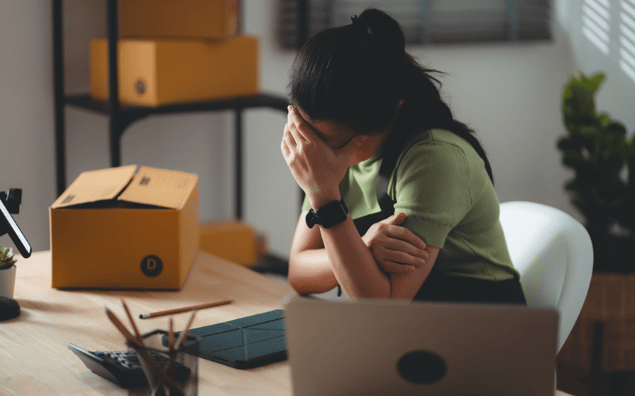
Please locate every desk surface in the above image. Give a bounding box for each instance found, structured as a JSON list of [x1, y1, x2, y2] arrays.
[[1, 251, 574, 396]]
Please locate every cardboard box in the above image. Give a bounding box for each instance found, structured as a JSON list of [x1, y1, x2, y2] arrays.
[[50, 165, 199, 289], [255, 233, 268, 258], [90, 36, 259, 106], [120, 0, 239, 40], [200, 221, 256, 266]]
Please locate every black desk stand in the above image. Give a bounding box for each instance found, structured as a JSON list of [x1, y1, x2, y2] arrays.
[[0, 188, 31, 321]]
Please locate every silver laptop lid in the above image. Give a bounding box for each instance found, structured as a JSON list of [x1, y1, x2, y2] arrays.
[[285, 296, 558, 396]]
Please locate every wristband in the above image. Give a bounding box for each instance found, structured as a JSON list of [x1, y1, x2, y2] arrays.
[[306, 200, 349, 229]]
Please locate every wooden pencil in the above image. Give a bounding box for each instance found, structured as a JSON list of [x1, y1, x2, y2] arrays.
[[105, 307, 184, 395], [121, 300, 144, 346], [138, 299, 233, 319]]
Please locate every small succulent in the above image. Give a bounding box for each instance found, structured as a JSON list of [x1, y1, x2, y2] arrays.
[[0, 246, 17, 270]]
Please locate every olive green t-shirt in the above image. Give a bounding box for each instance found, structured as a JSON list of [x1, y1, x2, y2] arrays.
[[302, 129, 519, 281]]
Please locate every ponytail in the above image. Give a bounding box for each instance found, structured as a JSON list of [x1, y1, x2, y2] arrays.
[[397, 51, 495, 184]]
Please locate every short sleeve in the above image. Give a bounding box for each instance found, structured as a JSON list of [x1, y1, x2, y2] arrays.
[[390, 139, 472, 248]]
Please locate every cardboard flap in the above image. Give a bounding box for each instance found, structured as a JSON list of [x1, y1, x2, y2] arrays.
[[51, 165, 138, 208], [117, 166, 198, 209]]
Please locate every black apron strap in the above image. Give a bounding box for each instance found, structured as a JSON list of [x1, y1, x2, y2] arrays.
[[352, 137, 403, 236]]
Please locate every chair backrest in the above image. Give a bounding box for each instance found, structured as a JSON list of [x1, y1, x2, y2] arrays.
[[499, 201, 593, 352]]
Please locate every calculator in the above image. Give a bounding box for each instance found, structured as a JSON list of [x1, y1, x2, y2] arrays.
[[68, 343, 191, 388]]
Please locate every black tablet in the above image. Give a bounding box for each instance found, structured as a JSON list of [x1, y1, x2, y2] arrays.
[[164, 309, 287, 369]]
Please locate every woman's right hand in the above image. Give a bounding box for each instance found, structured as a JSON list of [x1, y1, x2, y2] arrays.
[[362, 212, 429, 274]]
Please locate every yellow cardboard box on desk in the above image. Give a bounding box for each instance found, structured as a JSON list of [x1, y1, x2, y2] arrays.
[[119, 0, 239, 40], [49, 165, 199, 290], [200, 221, 257, 266], [90, 36, 259, 107]]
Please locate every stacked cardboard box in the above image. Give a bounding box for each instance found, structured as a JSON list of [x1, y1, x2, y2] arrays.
[[88, 1, 266, 267], [199, 221, 269, 267], [90, 0, 259, 106]]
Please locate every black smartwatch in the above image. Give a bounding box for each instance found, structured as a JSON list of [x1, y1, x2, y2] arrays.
[[306, 200, 349, 229]]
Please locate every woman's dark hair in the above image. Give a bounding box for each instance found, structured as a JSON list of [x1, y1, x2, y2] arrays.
[[289, 8, 494, 183]]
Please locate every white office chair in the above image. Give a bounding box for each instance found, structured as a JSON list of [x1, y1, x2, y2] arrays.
[[499, 201, 594, 353]]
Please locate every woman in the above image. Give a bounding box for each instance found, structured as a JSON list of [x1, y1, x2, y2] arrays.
[[280, 8, 525, 304]]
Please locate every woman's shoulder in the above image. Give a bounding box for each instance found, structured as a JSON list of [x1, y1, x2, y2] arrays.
[[392, 127, 489, 192], [398, 128, 473, 166], [403, 128, 471, 152], [390, 128, 491, 201]]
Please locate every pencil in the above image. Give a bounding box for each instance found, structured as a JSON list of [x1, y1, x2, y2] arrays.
[[121, 300, 144, 346], [138, 299, 233, 319]]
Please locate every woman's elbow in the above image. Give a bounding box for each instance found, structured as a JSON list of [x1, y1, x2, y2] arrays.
[[287, 269, 308, 295], [288, 270, 337, 296], [287, 256, 319, 295], [287, 257, 304, 294]]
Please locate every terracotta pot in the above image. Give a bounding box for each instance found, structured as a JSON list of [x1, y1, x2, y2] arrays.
[[0, 265, 16, 299]]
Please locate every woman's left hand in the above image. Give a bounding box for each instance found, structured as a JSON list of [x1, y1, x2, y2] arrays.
[[281, 106, 366, 208]]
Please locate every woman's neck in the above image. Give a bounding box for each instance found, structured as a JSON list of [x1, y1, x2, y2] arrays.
[[350, 129, 392, 165]]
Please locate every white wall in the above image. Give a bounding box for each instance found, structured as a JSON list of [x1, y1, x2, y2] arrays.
[[0, 1, 55, 254], [4, 0, 630, 259], [557, 0, 635, 135]]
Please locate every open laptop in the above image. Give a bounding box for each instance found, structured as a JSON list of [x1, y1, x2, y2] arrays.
[[284, 296, 558, 396]]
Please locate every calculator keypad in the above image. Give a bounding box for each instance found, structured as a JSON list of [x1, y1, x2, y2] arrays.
[[94, 351, 187, 373]]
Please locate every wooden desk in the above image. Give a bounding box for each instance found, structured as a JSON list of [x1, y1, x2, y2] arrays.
[[1, 251, 294, 395], [0, 251, 574, 396]]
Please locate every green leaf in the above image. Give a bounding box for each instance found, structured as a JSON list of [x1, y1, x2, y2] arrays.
[[0, 246, 16, 270], [598, 113, 611, 127], [588, 72, 607, 95], [577, 125, 603, 139], [606, 121, 627, 137]]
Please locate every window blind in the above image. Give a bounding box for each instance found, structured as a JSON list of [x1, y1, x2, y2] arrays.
[[582, 0, 610, 54], [277, 0, 552, 49], [619, 0, 635, 81]]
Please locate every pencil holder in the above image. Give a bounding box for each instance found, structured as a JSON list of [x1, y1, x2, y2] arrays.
[[127, 329, 199, 396]]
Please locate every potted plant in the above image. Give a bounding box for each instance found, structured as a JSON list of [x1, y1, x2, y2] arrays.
[[0, 245, 17, 299], [556, 70, 635, 394], [558, 71, 635, 272]]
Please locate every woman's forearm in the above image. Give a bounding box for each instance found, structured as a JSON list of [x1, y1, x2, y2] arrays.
[[319, 215, 391, 299], [288, 248, 339, 295], [281, 104, 391, 298], [288, 216, 392, 298]]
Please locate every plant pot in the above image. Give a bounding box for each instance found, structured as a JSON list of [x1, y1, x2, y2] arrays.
[[0, 265, 16, 299], [557, 273, 635, 395]]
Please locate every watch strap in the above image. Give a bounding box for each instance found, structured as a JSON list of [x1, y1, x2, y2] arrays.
[[305, 200, 349, 229], [306, 208, 320, 229]]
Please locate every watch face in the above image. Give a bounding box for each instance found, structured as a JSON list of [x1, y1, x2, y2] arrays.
[[305, 201, 348, 229], [318, 200, 348, 229]]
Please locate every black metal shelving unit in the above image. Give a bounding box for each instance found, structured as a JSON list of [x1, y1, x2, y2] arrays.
[[52, 0, 296, 274], [52, 0, 290, 220]]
